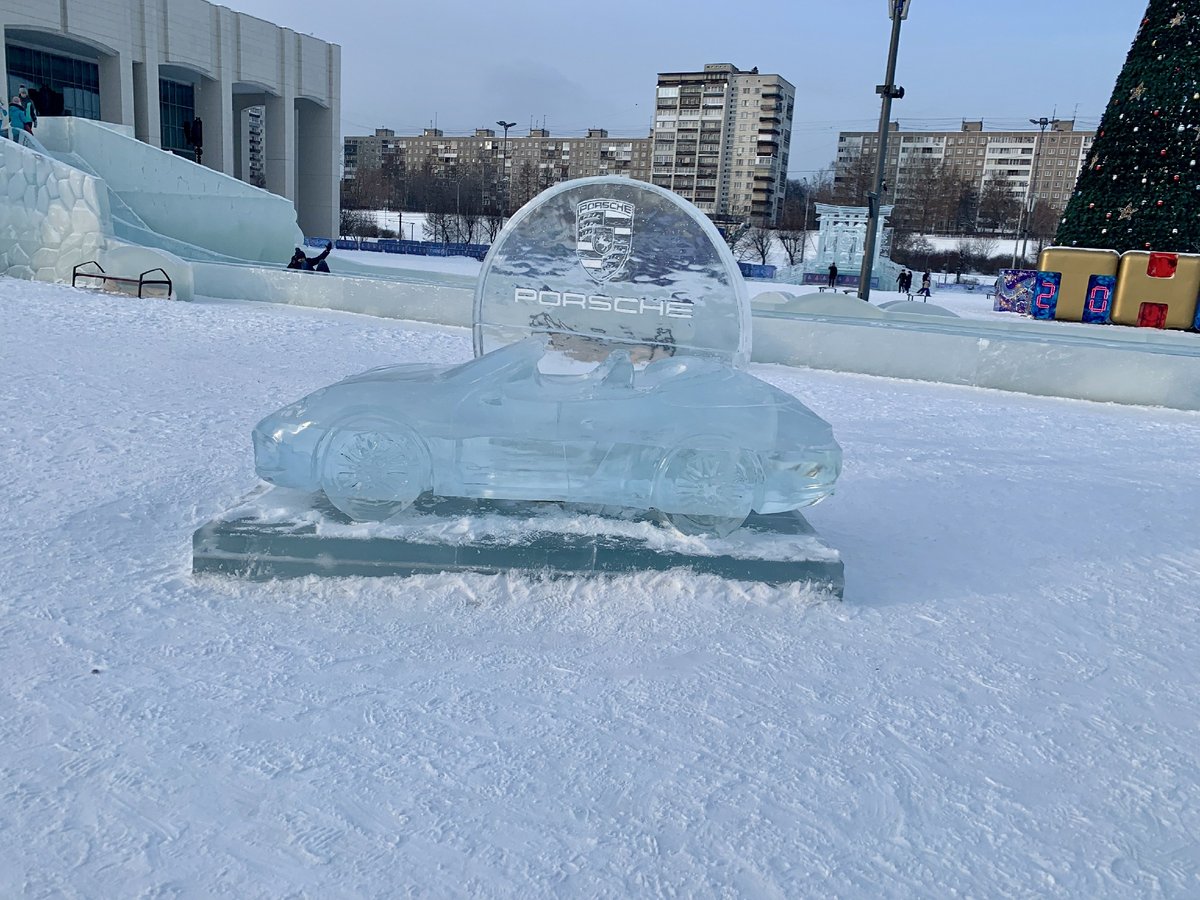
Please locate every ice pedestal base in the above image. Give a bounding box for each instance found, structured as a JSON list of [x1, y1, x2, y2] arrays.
[[192, 486, 843, 595]]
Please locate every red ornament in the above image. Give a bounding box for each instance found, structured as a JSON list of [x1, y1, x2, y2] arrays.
[[1153, 109, 1161, 116], [1089, 203, 1096, 209], [1158, 200, 1165, 206], [1161, 149, 1168, 156], [1106, 212, 1113, 219], [1175, 174, 1182, 181]]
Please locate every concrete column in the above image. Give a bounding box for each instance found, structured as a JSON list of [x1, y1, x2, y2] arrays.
[[0, 30, 8, 103], [132, 61, 161, 146], [264, 29, 297, 202], [264, 89, 294, 201], [98, 53, 135, 127], [296, 99, 337, 238], [132, 0, 162, 147], [196, 75, 232, 173]]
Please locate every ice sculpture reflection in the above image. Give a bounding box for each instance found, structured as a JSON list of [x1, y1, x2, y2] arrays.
[[253, 338, 841, 535]]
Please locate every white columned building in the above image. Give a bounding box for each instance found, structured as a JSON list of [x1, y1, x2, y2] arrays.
[[0, 0, 341, 238]]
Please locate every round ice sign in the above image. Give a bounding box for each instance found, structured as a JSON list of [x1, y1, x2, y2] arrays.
[[473, 177, 751, 367]]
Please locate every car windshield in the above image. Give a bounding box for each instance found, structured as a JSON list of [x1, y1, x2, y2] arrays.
[[445, 338, 544, 384]]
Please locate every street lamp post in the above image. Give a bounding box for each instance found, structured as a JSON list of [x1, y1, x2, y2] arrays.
[[858, 0, 910, 302], [496, 120, 516, 214], [1018, 115, 1059, 265]]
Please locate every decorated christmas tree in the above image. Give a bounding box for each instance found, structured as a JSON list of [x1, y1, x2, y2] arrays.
[[1055, 0, 1200, 252]]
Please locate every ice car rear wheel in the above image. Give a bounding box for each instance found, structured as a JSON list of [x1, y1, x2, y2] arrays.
[[319, 422, 430, 522], [655, 446, 757, 537]]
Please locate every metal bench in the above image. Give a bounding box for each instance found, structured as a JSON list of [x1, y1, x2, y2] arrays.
[[72, 261, 174, 299]]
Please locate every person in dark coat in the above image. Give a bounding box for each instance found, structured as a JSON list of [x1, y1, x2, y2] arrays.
[[288, 242, 333, 272], [827, 262, 838, 288]]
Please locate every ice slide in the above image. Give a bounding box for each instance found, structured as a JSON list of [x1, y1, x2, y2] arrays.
[[0, 116, 474, 306]]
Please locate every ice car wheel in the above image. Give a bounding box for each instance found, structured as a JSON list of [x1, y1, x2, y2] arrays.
[[319, 421, 430, 522], [655, 446, 758, 537]]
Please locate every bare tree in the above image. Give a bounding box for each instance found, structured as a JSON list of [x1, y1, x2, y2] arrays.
[[423, 211, 453, 244], [740, 226, 774, 264], [1028, 200, 1058, 256], [512, 161, 538, 210], [481, 212, 505, 242], [339, 208, 376, 238], [341, 166, 390, 211], [829, 150, 876, 205], [978, 176, 1021, 235]]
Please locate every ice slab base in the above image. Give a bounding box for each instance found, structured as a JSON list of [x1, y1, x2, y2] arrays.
[[193, 487, 843, 595]]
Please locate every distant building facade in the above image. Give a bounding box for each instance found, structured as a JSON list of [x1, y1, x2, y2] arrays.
[[651, 63, 794, 226], [836, 119, 1095, 221], [343, 126, 652, 211], [1, 0, 341, 237], [343, 62, 794, 227]]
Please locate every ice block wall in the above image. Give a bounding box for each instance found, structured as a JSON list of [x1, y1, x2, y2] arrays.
[[36, 118, 303, 264], [0, 135, 110, 282]]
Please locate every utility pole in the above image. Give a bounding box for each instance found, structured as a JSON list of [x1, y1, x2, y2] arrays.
[[858, 0, 910, 302], [496, 120, 516, 215], [1020, 115, 1059, 265], [800, 190, 811, 264]]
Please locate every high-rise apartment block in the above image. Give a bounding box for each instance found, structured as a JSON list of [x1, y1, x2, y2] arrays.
[[836, 120, 1095, 219], [651, 63, 794, 225]]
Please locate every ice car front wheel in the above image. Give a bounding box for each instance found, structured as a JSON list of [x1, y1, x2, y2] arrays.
[[654, 446, 758, 537], [319, 421, 430, 522]]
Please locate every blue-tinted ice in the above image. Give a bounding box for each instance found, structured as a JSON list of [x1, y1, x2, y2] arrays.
[[253, 338, 841, 536]]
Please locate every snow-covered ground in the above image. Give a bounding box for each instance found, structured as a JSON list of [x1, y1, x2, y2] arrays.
[[3, 277, 1199, 896]]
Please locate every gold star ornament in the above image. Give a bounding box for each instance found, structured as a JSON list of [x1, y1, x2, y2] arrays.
[[1130, 82, 1147, 100], [1170, 12, 1185, 26], [1118, 203, 1136, 220]]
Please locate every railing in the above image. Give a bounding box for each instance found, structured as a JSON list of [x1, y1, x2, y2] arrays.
[[309, 237, 490, 261], [72, 261, 174, 299]]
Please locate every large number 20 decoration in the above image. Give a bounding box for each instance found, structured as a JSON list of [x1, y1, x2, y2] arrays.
[[1031, 272, 1061, 321], [1081, 275, 1116, 325]]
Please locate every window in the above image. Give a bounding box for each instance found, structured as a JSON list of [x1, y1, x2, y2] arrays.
[[6, 44, 101, 119], [159, 78, 196, 155]]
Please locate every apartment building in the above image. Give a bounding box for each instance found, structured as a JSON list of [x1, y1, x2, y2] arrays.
[[651, 62, 795, 225], [836, 120, 1094, 219], [343, 126, 652, 205]]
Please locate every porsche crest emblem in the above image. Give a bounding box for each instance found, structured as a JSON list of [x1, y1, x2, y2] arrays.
[[576, 198, 634, 283]]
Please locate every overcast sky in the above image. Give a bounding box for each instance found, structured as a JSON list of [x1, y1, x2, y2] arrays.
[[222, 0, 1137, 178]]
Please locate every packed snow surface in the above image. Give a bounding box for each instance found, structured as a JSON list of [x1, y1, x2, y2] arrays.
[[2, 280, 1199, 897]]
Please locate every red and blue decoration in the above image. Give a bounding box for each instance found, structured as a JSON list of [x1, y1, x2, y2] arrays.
[[1031, 272, 1062, 321], [1081, 274, 1117, 324]]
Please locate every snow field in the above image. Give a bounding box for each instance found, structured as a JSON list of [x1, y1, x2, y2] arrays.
[[2, 281, 1199, 896]]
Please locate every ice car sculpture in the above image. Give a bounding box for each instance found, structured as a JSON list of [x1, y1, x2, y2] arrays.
[[253, 338, 840, 535], [253, 177, 840, 535]]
